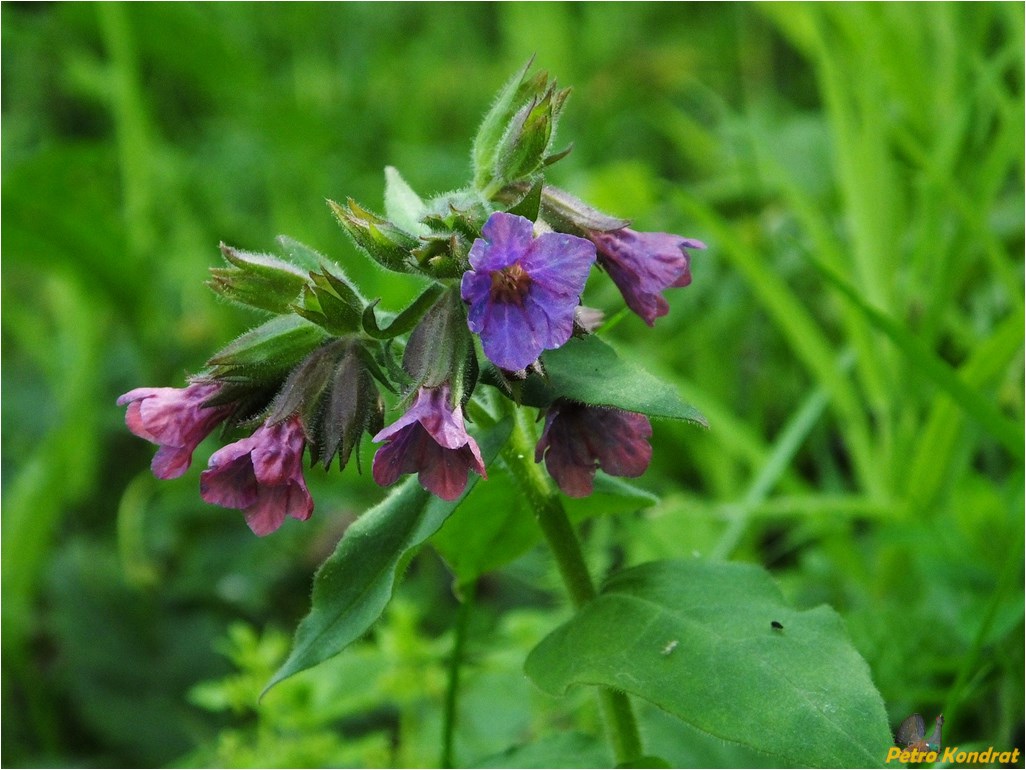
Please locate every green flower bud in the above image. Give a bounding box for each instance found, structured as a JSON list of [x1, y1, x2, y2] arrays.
[[207, 315, 330, 385], [329, 198, 419, 274], [489, 83, 571, 194], [402, 288, 476, 405], [208, 243, 310, 314]]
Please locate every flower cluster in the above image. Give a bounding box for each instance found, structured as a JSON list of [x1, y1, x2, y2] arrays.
[[117, 61, 705, 535]]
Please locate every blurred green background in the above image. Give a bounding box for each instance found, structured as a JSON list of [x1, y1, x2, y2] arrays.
[[3, 3, 1023, 767]]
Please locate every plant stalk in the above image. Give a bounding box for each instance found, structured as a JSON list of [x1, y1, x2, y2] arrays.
[[441, 579, 476, 768], [502, 406, 643, 764]]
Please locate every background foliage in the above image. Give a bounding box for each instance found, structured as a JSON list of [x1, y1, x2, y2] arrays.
[[3, 3, 1023, 767]]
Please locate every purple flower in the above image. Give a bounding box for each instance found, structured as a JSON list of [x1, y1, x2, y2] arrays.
[[461, 212, 595, 371], [587, 228, 705, 326], [372, 385, 486, 501], [200, 416, 313, 536], [117, 382, 231, 479], [534, 400, 653, 498]]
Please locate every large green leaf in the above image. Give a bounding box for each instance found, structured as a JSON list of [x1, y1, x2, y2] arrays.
[[476, 732, 612, 769], [525, 336, 708, 426], [264, 417, 511, 693], [525, 560, 892, 768]]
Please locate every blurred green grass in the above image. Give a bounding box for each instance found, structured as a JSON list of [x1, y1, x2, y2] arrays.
[[2, 3, 1022, 767]]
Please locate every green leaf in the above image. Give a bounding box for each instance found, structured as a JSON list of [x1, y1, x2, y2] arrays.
[[275, 235, 330, 272], [476, 732, 611, 769], [383, 166, 428, 236], [361, 283, 445, 340], [472, 56, 538, 190], [525, 336, 708, 426], [809, 255, 1025, 460], [264, 416, 512, 694], [525, 560, 892, 769], [506, 178, 543, 222]]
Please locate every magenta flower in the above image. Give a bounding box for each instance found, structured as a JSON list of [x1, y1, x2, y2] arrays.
[[534, 400, 653, 498], [372, 385, 486, 501], [461, 212, 595, 371], [587, 228, 705, 326], [200, 416, 313, 536], [117, 382, 231, 479]]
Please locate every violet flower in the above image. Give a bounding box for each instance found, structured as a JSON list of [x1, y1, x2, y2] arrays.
[[587, 228, 705, 326], [200, 416, 313, 536], [461, 212, 595, 371], [535, 400, 653, 498], [372, 385, 486, 501], [117, 382, 231, 479]]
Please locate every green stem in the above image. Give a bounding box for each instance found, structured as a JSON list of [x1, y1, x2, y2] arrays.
[[502, 407, 643, 763], [441, 580, 476, 768]]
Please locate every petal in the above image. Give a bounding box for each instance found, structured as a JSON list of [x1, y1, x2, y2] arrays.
[[544, 447, 597, 497], [116, 387, 158, 407], [283, 476, 315, 522], [251, 419, 305, 485], [200, 457, 260, 509], [414, 389, 473, 450], [150, 444, 193, 479], [123, 400, 160, 443], [522, 283, 576, 350], [242, 486, 289, 536], [522, 232, 596, 296], [416, 441, 471, 501], [470, 212, 534, 272], [591, 411, 653, 478], [372, 424, 423, 487], [478, 300, 541, 371], [460, 270, 494, 327]]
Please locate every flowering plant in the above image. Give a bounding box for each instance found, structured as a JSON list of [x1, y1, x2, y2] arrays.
[[118, 61, 893, 767]]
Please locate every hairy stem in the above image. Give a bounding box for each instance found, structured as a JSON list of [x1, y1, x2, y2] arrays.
[[502, 406, 643, 763]]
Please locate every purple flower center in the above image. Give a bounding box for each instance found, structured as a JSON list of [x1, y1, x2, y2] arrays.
[[489, 263, 532, 306]]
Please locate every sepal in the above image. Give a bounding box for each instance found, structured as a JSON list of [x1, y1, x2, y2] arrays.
[[402, 288, 477, 405], [413, 191, 491, 278], [292, 268, 364, 335], [541, 185, 630, 233], [207, 315, 330, 384], [265, 340, 384, 471]]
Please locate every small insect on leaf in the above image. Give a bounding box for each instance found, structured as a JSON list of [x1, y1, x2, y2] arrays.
[[661, 640, 678, 656], [896, 713, 927, 750], [771, 620, 784, 630]]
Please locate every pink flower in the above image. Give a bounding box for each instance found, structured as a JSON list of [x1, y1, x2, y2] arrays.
[[534, 400, 653, 497], [117, 382, 231, 479], [372, 385, 486, 501], [200, 416, 313, 536], [587, 228, 705, 326]]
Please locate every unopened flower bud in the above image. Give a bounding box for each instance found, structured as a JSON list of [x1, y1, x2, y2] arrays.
[[490, 84, 570, 192], [208, 243, 309, 314], [330, 198, 419, 274]]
